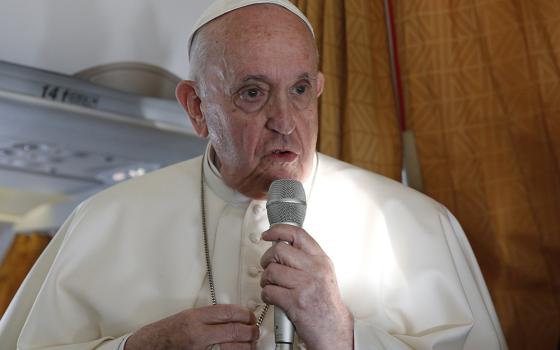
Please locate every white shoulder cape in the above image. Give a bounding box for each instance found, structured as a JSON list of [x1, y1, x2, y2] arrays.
[[0, 153, 507, 349]]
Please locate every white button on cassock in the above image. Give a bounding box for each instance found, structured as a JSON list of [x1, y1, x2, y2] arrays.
[[248, 266, 260, 277], [249, 232, 260, 243], [252, 204, 264, 215], [246, 299, 259, 311]]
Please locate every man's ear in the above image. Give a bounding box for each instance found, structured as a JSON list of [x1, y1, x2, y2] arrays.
[[176, 80, 208, 138], [316, 71, 325, 98], [317, 72, 325, 97]]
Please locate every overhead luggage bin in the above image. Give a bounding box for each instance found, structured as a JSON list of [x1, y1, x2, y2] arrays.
[[0, 60, 206, 195]]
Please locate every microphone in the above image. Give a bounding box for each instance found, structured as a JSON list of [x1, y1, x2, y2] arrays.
[[266, 179, 307, 350]]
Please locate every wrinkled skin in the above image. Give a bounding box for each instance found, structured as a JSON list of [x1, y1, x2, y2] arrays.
[[127, 4, 353, 350], [177, 4, 322, 200], [125, 304, 259, 350], [260, 224, 354, 350]]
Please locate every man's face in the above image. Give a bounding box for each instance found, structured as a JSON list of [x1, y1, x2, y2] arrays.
[[192, 5, 324, 199]]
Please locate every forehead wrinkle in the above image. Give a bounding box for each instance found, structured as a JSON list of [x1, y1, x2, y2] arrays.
[[297, 73, 318, 82], [223, 6, 314, 52], [242, 75, 270, 83], [236, 72, 317, 89]]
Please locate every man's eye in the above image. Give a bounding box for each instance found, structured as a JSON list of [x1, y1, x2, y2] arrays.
[[234, 86, 268, 112], [296, 86, 306, 94], [292, 84, 310, 95], [290, 82, 314, 110], [240, 88, 263, 100]]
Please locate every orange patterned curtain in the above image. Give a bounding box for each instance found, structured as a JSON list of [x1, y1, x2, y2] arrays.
[[0, 233, 51, 317], [393, 1, 560, 348], [292, 0, 402, 179]]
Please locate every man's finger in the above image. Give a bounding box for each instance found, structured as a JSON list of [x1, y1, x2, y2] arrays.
[[220, 342, 256, 350], [201, 323, 260, 345], [195, 304, 257, 325], [260, 262, 306, 289], [260, 240, 311, 270], [262, 224, 323, 255], [261, 284, 291, 312]]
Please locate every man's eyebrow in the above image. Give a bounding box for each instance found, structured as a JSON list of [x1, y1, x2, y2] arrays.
[[240, 73, 317, 83], [241, 75, 270, 83], [296, 73, 317, 82]]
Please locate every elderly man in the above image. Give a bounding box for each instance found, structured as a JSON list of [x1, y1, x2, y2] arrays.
[[0, 0, 507, 349]]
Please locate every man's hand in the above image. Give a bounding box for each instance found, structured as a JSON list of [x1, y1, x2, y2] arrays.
[[125, 304, 259, 350], [260, 225, 354, 350]]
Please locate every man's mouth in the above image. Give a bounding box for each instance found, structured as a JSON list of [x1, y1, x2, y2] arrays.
[[269, 149, 298, 162]]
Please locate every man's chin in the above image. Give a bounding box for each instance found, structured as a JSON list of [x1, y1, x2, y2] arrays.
[[233, 171, 302, 200], [262, 156, 315, 183], [265, 165, 304, 182]]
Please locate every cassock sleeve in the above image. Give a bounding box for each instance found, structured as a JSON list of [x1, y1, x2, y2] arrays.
[[352, 209, 507, 350], [0, 205, 79, 349], [0, 201, 134, 350]]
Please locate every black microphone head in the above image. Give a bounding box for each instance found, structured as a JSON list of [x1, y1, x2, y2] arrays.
[[266, 179, 306, 227]]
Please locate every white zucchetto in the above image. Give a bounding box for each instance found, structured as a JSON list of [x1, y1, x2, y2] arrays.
[[187, 0, 315, 59]]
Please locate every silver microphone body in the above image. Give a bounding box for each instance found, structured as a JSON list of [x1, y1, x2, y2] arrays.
[[266, 179, 307, 350]]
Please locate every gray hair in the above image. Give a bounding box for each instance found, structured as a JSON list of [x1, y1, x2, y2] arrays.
[[187, 28, 212, 96]]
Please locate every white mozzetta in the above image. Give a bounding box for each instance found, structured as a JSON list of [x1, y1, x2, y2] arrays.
[[0, 148, 507, 349]]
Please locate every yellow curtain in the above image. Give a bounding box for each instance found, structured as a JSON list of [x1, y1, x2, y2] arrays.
[[0, 233, 51, 317], [393, 1, 560, 349], [292, 0, 402, 180]]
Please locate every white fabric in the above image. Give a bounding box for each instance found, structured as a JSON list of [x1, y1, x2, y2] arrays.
[[187, 0, 314, 58], [0, 150, 507, 349]]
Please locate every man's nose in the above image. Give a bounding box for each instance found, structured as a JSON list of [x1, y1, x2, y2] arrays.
[[265, 94, 296, 135]]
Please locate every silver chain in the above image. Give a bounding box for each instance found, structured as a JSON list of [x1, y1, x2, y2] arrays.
[[200, 162, 269, 327]]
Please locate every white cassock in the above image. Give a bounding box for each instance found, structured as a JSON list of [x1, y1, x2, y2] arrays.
[[0, 146, 507, 349]]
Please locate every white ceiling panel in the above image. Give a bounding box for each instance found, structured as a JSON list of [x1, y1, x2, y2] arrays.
[[0, 0, 208, 77]]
